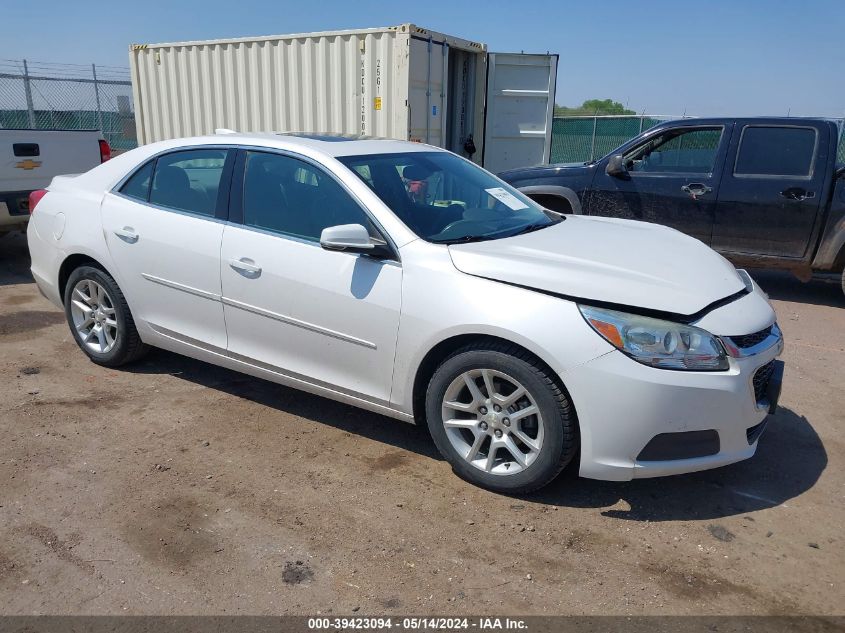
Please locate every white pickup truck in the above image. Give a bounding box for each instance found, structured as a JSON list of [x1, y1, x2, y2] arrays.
[[1, 129, 110, 236]]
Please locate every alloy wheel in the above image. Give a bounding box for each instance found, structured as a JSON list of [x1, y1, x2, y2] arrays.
[[69, 278, 119, 354], [441, 368, 545, 475]]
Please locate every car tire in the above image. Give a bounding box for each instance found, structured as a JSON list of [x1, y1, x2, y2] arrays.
[[63, 265, 148, 367], [425, 341, 578, 494], [841, 271, 845, 298]]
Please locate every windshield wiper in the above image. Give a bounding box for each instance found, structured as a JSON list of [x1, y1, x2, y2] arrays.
[[432, 234, 496, 245], [506, 221, 555, 238]]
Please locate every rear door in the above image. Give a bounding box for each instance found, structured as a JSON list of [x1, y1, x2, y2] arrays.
[[101, 147, 234, 349], [482, 53, 558, 173], [711, 121, 830, 258], [586, 124, 730, 244]]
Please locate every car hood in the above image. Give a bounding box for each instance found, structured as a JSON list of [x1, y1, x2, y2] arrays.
[[448, 216, 746, 317]]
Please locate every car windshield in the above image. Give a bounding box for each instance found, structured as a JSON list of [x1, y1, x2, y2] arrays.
[[337, 151, 560, 243]]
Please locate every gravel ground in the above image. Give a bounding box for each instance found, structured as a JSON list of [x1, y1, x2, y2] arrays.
[[0, 231, 842, 615]]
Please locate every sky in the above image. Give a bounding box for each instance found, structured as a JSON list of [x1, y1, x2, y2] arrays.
[[2, 0, 843, 118]]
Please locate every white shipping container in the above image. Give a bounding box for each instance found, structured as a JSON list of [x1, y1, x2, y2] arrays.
[[129, 24, 557, 172]]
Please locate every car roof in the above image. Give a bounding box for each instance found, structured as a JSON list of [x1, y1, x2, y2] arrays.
[[149, 131, 445, 159], [62, 131, 449, 197]]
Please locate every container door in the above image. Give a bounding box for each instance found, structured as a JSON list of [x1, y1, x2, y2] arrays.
[[408, 36, 447, 147], [482, 53, 558, 174]]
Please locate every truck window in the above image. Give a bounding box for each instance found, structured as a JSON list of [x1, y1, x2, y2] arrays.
[[623, 127, 722, 175], [734, 126, 817, 177]]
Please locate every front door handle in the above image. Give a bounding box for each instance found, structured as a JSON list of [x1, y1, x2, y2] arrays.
[[229, 257, 262, 277], [681, 183, 713, 200], [114, 226, 139, 243], [779, 187, 815, 201]]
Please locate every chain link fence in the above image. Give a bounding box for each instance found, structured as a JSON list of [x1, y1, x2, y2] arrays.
[[0, 59, 137, 153], [552, 114, 845, 165], [2, 60, 842, 165], [551, 115, 688, 163]]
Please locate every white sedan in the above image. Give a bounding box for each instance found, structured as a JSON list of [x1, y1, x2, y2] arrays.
[[26, 133, 784, 493]]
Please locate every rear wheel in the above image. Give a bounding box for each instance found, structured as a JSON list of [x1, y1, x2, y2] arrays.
[[63, 265, 148, 367], [425, 342, 578, 494]]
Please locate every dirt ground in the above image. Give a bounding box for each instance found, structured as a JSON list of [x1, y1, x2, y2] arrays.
[[0, 231, 842, 616]]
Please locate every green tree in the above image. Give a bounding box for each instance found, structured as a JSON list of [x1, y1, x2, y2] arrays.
[[554, 99, 635, 116]]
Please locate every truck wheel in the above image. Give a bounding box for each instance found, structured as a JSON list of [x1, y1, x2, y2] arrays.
[[425, 341, 578, 494], [63, 265, 148, 367]]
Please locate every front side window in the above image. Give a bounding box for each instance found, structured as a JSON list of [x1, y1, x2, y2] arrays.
[[149, 149, 227, 216], [735, 126, 816, 177], [623, 127, 723, 174], [337, 152, 558, 243], [242, 151, 372, 241]]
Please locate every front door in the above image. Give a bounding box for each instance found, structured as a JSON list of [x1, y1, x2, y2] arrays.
[[711, 123, 829, 258], [587, 124, 730, 245], [101, 147, 233, 349], [220, 150, 402, 405]]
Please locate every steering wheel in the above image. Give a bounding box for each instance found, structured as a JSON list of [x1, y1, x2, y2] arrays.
[[438, 219, 474, 236]]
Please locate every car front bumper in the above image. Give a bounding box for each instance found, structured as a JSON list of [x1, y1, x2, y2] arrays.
[[563, 327, 784, 482]]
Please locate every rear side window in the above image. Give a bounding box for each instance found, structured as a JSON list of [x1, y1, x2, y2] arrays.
[[149, 149, 227, 216], [735, 126, 817, 177], [119, 161, 153, 201]]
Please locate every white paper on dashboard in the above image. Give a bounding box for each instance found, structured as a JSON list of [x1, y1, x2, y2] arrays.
[[485, 187, 529, 210]]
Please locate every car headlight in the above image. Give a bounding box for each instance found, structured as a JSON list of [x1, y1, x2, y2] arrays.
[[578, 305, 729, 371]]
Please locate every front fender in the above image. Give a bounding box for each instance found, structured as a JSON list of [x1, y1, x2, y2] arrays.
[[516, 185, 583, 214]]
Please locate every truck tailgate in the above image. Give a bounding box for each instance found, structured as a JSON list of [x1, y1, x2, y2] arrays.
[[1, 129, 101, 193]]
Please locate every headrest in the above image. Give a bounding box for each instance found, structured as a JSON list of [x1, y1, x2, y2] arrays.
[[155, 166, 190, 190]]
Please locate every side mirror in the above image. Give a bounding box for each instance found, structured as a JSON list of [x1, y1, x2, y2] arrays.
[[320, 224, 375, 253], [606, 154, 628, 178]]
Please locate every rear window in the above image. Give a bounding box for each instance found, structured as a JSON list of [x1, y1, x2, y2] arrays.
[[735, 126, 817, 177]]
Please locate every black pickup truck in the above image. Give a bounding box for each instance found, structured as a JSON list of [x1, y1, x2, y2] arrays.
[[499, 117, 845, 295]]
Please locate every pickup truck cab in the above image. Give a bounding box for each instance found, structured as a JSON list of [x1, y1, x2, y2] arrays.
[[499, 118, 845, 295], [1, 129, 110, 237]]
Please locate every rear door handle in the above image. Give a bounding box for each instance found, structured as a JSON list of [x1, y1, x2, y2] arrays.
[[779, 188, 815, 201], [681, 183, 713, 200], [114, 226, 139, 243], [229, 257, 262, 277]]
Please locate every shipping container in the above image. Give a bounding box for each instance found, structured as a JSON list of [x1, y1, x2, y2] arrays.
[[128, 24, 557, 172]]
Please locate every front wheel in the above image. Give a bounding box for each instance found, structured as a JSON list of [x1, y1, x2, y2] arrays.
[[425, 342, 578, 494]]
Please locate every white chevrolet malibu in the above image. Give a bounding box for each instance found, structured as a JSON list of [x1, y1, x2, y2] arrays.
[[27, 133, 784, 493]]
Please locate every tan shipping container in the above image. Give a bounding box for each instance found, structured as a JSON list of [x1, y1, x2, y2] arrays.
[[129, 24, 557, 172]]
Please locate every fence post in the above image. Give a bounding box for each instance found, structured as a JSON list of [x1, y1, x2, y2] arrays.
[[589, 115, 598, 161], [92, 63, 104, 134], [22, 59, 36, 128], [639, 116, 644, 133]]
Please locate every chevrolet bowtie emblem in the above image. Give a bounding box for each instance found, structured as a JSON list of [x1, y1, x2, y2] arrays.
[[14, 159, 42, 170]]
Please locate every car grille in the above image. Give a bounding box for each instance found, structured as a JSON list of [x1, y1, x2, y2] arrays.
[[730, 326, 772, 349], [752, 360, 776, 404]]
